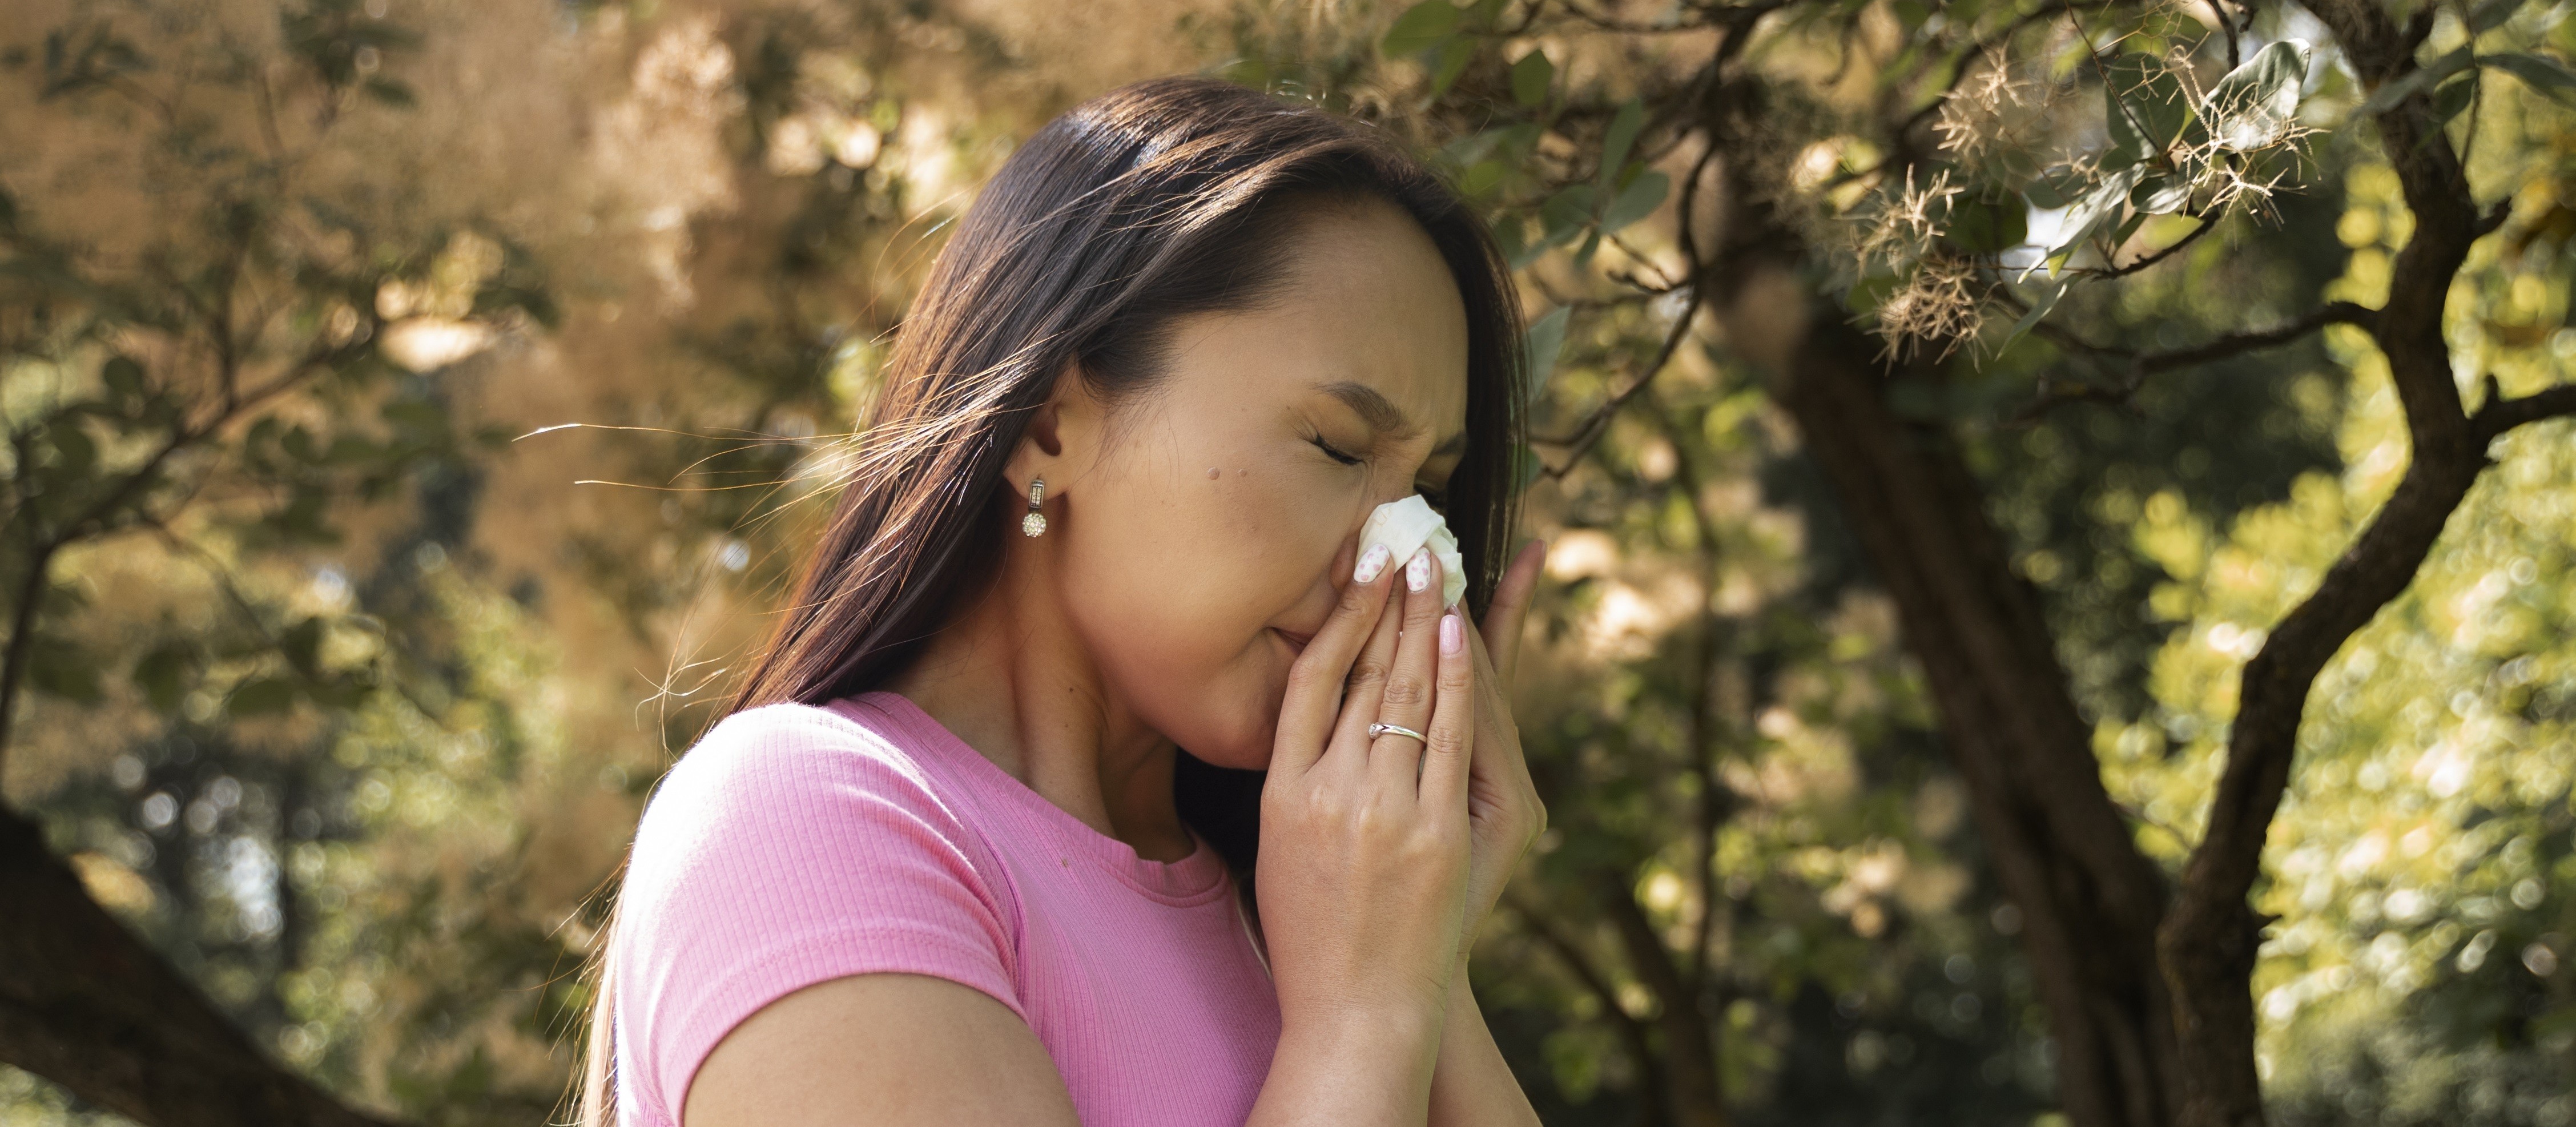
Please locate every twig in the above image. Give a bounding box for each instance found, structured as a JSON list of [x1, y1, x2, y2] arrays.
[[2006, 300, 2374, 423], [1507, 889, 1655, 1050], [2470, 379, 2576, 440], [1532, 291, 1702, 471]]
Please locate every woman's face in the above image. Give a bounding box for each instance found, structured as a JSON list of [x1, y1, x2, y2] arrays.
[[1045, 198, 1472, 770]]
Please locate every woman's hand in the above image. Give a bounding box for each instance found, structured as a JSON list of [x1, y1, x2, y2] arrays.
[[1450, 539, 1549, 966], [1257, 543, 1478, 1032]]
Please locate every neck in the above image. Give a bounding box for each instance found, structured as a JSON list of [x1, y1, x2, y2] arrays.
[[886, 548, 1194, 863]]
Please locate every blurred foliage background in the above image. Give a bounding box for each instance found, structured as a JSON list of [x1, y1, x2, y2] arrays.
[[0, 0, 2569, 1124]]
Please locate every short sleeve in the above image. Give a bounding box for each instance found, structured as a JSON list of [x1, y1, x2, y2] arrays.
[[610, 702, 1021, 1125]]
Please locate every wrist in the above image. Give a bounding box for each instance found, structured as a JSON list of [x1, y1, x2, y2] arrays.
[[1280, 992, 1444, 1052]]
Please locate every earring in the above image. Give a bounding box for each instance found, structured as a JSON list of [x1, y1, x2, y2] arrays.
[[1021, 477, 1048, 537]]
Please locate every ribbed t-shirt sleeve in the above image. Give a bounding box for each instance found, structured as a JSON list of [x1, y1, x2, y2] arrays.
[[610, 702, 1021, 1125]]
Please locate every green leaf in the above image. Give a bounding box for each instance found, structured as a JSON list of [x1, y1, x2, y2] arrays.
[[283, 617, 327, 678], [2102, 54, 2192, 166], [2201, 38, 2311, 149], [1540, 183, 1598, 245], [2467, 0, 2523, 35], [1945, 190, 2027, 253], [2049, 166, 2144, 258], [363, 78, 416, 108], [1383, 0, 1461, 55], [283, 424, 321, 462], [2427, 73, 2478, 130], [2110, 208, 2149, 248], [1844, 272, 1903, 316], [1600, 170, 1670, 232], [2484, 51, 2576, 106], [102, 356, 144, 401], [2130, 171, 2192, 215], [1495, 214, 1536, 267], [45, 421, 95, 476], [133, 643, 195, 713], [2022, 167, 2086, 208], [27, 634, 102, 703], [1428, 35, 1475, 96], [1510, 49, 1553, 107], [2001, 279, 2068, 353], [227, 677, 297, 717], [2353, 46, 2472, 118], [1598, 98, 1645, 190], [1522, 306, 1571, 398]]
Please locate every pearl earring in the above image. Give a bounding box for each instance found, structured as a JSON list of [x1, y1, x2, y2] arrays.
[[1021, 477, 1048, 537]]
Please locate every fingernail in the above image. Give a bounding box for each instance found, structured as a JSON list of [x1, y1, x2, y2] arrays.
[[1354, 544, 1391, 584], [1406, 548, 1431, 593], [1440, 611, 1463, 654]]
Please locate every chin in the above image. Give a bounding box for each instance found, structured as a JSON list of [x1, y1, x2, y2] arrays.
[[1177, 709, 1279, 771], [1166, 670, 1289, 772]]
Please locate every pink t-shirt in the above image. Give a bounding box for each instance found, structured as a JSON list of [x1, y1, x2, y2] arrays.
[[610, 691, 1282, 1126]]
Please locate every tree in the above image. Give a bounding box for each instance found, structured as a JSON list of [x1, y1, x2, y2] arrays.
[[1253, 0, 2576, 1122], [0, 3, 545, 1122], [6, 0, 2574, 1124]]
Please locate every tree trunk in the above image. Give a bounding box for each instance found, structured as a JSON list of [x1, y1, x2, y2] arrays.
[[1710, 262, 2185, 1127], [1597, 875, 1729, 1127], [0, 806, 400, 1127]]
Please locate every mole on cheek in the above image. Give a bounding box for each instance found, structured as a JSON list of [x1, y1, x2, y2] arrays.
[[1205, 467, 1220, 481]]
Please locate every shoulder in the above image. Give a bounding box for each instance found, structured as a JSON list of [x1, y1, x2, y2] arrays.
[[632, 701, 963, 857], [619, 698, 1013, 953], [613, 699, 1027, 1122]]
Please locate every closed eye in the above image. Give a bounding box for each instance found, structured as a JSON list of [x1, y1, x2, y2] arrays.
[[1311, 436, 1363, 466]]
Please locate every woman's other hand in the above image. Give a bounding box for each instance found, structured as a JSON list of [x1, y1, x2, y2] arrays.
[[1452, 538, 1548, 966], [1257, 542, 1476, 1033]]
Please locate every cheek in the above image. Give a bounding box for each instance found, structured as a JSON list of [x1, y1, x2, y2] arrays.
[[1057, 460, 1345, 762]]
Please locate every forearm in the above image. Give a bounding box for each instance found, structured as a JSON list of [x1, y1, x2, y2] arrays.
[[1427, 960, 1541, 1127], [1248, 1004, 1444, 1127]]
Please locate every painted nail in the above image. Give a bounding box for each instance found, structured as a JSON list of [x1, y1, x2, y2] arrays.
[[1353, 544, 1392, 585], [1440, 611, 1463, 654], [1406, 548, 1431, 593]]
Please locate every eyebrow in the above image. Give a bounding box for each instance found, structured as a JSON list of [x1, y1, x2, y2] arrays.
[[1319, 380, 1467, 456]]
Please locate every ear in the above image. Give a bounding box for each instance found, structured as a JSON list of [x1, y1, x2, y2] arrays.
[[1004, 359, 1103, 497]]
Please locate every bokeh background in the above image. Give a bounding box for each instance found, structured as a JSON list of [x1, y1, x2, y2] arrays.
[[1, 0, 2570, 1124]]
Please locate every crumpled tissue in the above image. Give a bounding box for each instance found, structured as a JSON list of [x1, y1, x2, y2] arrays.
[[1359, 494, 1466, 607]]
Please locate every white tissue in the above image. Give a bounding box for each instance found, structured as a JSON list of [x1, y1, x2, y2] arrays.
[[1359, 494, 1467, 607]]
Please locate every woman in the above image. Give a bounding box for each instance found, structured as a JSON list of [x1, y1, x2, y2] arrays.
[[577, 75, 1550, 1126]]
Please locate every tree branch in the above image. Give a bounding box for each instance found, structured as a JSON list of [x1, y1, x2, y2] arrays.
[[0, 538, 57, 784], [2159, 2, 2496, 1123], [1533, 294, 1702, 472], [1595, 870, 1728, 1126], [1504, 890, 1660, 1064], [2471, 380, 2576, 441], [2010, 301, 2376, 424], [0, 808, 403, 1126]]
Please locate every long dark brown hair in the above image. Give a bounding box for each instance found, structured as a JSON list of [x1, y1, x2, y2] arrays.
[[571, 75, 1525, 1125]]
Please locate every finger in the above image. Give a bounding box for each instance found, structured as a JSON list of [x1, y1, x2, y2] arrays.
[[1368, 547, 1444, 788], [1480, 538, 1548, 685], [1328, 569, 1407, 764], [1473, 625, 1525, 792], [1274, 542, 1398, 774], [1416, 606, 1475, 811]]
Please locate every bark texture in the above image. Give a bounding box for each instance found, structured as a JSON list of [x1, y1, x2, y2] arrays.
[[1762, 308, 2184, 1127], [2152, 4, 2508, 1124], [0, 807, 400, 1127]]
